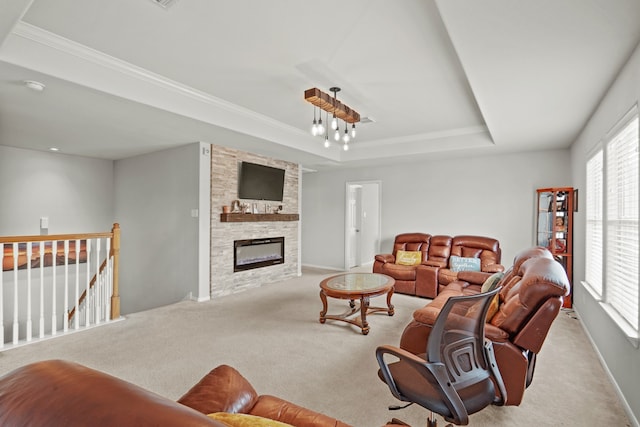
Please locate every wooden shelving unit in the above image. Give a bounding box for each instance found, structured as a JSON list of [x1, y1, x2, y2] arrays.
[[536, 187, 574, 308], [220, 213, 299, 222]]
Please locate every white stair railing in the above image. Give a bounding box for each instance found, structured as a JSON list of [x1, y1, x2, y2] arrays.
[[0, 224, 120, 350]]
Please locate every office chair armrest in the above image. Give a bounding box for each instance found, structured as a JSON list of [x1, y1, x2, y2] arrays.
[[376, 345, 427, 402], [375, 345, 469, 425]]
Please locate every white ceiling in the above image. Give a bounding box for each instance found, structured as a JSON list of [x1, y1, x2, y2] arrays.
[[0, 0, 639, 171]]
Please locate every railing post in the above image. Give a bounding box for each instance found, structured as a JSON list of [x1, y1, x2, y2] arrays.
[[12, 243, 19, 345], [110, 223, 121, 319]]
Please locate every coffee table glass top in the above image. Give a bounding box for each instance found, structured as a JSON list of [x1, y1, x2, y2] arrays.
[[322, 273, 392, 291]]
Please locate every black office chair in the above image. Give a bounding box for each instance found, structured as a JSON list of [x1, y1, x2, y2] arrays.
[[376, 288, 505, 426]]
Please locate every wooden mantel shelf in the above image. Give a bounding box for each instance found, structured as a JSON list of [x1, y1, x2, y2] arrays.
[[220, 213, 299, 222]]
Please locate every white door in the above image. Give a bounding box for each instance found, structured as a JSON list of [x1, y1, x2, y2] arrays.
[[347, 185, 362, 268]]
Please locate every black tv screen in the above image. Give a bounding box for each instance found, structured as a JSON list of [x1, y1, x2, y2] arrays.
[[238, 161, 285, 201]]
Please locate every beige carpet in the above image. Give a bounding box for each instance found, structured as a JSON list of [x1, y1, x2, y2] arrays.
[[0, 267, 631, 426]]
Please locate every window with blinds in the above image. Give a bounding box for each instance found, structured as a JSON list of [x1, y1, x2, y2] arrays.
[[586, 150, 603, 296], [586, 108, 639, 334], [606, 114, 639, 331]]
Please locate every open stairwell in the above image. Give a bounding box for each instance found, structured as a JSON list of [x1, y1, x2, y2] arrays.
[[0, 224, 121, 350]]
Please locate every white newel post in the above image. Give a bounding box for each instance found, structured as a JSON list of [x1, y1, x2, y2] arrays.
[[74, 240, 80, 330], [39, 242, 45, 339], [12, 243, 19, 345], [85, 239, 91, 327], [95, 239, 101, 325], [51, 241, 57, 336], [63, 240, 69, 333], [26, 242, 32, 342]]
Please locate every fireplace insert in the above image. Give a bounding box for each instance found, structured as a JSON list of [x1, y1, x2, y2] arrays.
[[234, 237, 284, 272]]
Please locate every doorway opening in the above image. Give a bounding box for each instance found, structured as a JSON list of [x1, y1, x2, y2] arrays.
[[344, 181, 381, 270]]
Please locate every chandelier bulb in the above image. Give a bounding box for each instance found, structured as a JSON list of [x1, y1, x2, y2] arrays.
[[334, 128, 340, 141], [331, 115, 338, 131], [317, 117, 325, 135], [343, 123, 350, 143], [324, 136, 330, 148], [311, 119, 318, 136], [343, 142, 349, 151], [351, 123, 356, 138]]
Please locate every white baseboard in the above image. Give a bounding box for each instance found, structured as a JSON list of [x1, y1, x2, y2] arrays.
[[573, 306, 639, 427], [301, 263, 345, 272]]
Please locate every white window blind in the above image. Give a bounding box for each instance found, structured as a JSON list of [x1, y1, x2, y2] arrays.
[[605, 116, 639, 331], [586, 150, 603, 296]]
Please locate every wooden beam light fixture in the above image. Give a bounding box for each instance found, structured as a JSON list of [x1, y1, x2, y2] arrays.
[[304, 87, 359, 150], [304, 87, 360, 124]]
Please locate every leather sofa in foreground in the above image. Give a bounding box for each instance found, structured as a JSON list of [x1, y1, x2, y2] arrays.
[[0, 360, 351, 427], [373, 233, 503, 298], [399, 246, 570, 406]]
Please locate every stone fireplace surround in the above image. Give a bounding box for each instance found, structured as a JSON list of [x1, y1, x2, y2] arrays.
[[210, 144, 299, 297]]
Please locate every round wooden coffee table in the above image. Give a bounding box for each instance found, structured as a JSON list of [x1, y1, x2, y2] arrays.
[[319, 272, 395, 335]]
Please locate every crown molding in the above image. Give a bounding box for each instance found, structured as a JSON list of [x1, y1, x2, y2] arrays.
[[4, 21, 495, 167], [6, 21, 340, 162], [11, 22, 294, 129], [354, 125, 492, 148]]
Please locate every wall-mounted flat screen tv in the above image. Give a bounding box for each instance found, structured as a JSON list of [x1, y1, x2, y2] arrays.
[[238, 161, 285, 201]]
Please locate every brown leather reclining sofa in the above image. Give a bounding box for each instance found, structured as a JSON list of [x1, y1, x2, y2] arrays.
[[373, 233, 503, 298], [399, 246, 570, 406], [0, 360, 409, 427]]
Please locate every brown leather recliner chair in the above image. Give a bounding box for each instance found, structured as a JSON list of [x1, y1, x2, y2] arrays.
[[0, 360, 408, 427], [399, 246, 570, 406], [0, 360, 354, 427], [432, 235, 504, 294], [373, 233, 431, 296]]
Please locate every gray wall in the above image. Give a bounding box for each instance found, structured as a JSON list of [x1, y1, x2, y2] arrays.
[[301, 148, 571, 270], [570, 41, 640, 425], [360, 182, 380, 264], [0, 145, 114, 235], [0, 146, 115, 342], [114, 143, 200, 314]]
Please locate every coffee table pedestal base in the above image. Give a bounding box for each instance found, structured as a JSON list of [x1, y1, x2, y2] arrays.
[[319, 290, 394, 335]]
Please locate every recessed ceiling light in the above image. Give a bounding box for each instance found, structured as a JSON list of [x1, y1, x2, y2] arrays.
[[49, 147, 60, 152], [23, 80, 46, 92]]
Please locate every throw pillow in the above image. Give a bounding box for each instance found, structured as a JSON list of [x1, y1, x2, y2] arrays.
[[395, 250, 422, 266], [481, 272, 504, 293], [449, 255, 481, 272], [486, 295, 500, 322], [207, 412, 294, 427]]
